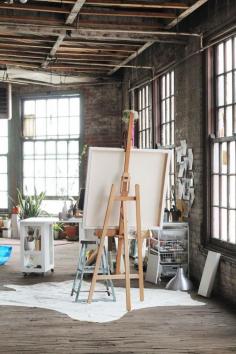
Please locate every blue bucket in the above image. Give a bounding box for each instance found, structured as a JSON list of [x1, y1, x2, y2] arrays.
[[0, 246, 12, 266]]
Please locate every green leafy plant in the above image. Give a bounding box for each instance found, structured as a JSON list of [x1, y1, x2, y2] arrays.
[[53, 222, 64, 232], [17, 188, 45, 219], [79, 144, 88, 166]]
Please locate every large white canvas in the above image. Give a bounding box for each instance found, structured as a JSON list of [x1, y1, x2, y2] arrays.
[[83, 147, 171, 229]]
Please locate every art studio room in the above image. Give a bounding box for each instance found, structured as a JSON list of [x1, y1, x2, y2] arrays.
[[0, 0, 235, 353]]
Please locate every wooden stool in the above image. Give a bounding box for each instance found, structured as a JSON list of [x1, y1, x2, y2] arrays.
[[71, 240, 116, 302]]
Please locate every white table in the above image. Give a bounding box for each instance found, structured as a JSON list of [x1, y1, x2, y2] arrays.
[[20, 217, 89, 275]]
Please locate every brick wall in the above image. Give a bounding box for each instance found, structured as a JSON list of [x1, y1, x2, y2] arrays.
[[121, 0, 236, 304]]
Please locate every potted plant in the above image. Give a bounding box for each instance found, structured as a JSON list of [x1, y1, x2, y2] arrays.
[[53, 223, 64, 240], [17, 188, 45, 219], [26, 226, 35, 251]]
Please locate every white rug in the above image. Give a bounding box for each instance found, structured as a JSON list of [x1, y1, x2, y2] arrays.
[[0, 281, 205, 323]]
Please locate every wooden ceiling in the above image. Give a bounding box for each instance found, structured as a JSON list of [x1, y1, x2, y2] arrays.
[[0, 0, 208, 82]]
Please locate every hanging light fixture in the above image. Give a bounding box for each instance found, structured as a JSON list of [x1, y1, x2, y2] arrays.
[[4, 0, 28, 3]]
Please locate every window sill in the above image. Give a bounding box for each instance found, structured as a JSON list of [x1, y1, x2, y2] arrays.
[[199, 243, 236, 265]]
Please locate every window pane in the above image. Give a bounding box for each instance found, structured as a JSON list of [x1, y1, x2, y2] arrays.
[[47, 117, 57, 138], [47, 99, 57, 118], [24, 160, 34, 177], [226, 73, 232, 105], [212, 175, 219, 205], [225, 39, 232, 72], [57, 178, 67, 195], [166, 73, 170, 97], [45, 178, 56, 196], [68, 160, 79, 177], [0, 120, 8, 136], [161, 77, 165, 99], [68, 141, 78, 155], [0, 157, 7, 173], [217, 75, 224, 106], [24, 100, 35, 115], [0, 192, 7, 209], [46, 141, 56, 155], [229, 210, 236, 244], [166, 98, 170, 122], [35, 160, 45, 177], [217, 108, 224, 137], [226, 105, 233, 136], [58, 98, 69, 117], [171, 71, 174, 95], [70, 116, 80, 136], [35, 178, 45, 194], [46, 160, 56, 177], [69, 97, 80, 116], [24, 142, 34, 155], [221, 143, 227, 173], [36, 100, 46, 118], [68, 178, 79, 196], [221, 209, 227, 241], [213, 143, 219, 172], [0, 137, 8, 154], [229, 176, 235, 208], [229, 141, 236, 173], [57, 160, 67, 177], [161, 101, 165, 124], [57, 141, 67, 155], [35, 142, 45, 155], [212, 207, 219, 238], [36, 118, 46, 137], [0, 174, 7, 191], [221, 175, 227, 207], [24, 178, 34, 195], [217, 43, 224, 75]]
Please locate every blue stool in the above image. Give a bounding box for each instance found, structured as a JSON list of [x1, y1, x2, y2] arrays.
[[0, 246, 12, 266], [71, 240, 116, 302]]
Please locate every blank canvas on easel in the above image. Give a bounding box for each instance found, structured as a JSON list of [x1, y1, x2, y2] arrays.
[[83, 147, 171, 230]]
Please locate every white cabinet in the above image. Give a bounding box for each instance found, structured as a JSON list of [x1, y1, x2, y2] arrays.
[[20, 218, 58, 275], [146, 222, 189, 283]]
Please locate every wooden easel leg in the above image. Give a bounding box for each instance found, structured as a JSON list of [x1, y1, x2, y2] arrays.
[[116, 238, 123, 274], [87, 184, 116, 304], [116, 202, 124, 274], [135, 184, 144, 302], [123, 201, 131, 311]]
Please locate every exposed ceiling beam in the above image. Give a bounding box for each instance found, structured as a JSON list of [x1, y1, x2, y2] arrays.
[[85, 1, 189, 10], [41, 0, 86, 68], [80, 8, 177, 19], [0, 42, 51, 49], [0, 3, 70, 13], [66, 0, 86, 24], [109, 41, 154, 75], [78, 20, 164, 31], [58, 46, 135, 53], [41, 31, 66, 68], [0, 25, 64, 36], [0, 15, 65, 27], [167, 0, 209, 29], [71, 27, 199, 37]]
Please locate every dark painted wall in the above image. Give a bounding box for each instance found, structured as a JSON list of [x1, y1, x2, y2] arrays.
[[121, 0, 236, 304]]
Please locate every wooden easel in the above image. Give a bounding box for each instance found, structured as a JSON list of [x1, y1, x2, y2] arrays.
[[87, 112, 144, 311]]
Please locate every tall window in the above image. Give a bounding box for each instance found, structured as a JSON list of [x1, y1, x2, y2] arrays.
[[211, 36, 236, 244], [22, 96, 80, 213], [160, 71, 175, 209], [0, 120, 8, 210], [137, 84, 153, 148]]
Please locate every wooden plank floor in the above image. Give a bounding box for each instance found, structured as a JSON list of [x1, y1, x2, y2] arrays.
[[0, 239, 236, 354]]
